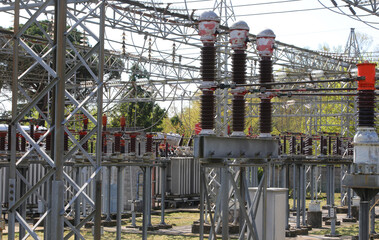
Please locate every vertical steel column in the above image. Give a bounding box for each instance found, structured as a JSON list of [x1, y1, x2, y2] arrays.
[[142, 166, 152, 239], [310, 165, 315, 201], [19, 168, 27, 240], [221, 166, 229, 240], [296, 165, 301, 229], [51, 0, 67, 238], [360, 200, 370, 240], [285, 164, 290, 230], [292, 164, 296, 211], [371, 198, 376, 235], [301, 165, 306, 226], [200, 166, 204, 240], [347, 165, 352, 218], [116, 167, 123, 240], [142, 167, 148, 240], [75, 167, 81, 240], [106, 166, 112, 221], [262, 165, 268, 240], [239, 166, 246, 235], [8, 0, 20, 238], [94, 2, 106, 239], [160, 162, 167, 225]]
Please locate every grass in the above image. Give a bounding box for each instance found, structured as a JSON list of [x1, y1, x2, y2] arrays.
[[132, 212, 199, 227], [2, 211, 201, 240], [3, 231, 200, 240], [288, 193, 342, 209]]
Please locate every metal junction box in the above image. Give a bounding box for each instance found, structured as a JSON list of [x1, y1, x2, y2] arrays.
[[194, 135, 279, 160]]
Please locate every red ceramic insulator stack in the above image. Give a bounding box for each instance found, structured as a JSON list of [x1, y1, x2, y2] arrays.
[[114, 133, 122, 153], [356, 63, 377, 127], [198, 11, 219, 135], [130, 134, 137, 153], [0, 132, 5, 151], [257, 29, 276, 137], [20, 136, 26, 152], [146, 134, 153, 153]]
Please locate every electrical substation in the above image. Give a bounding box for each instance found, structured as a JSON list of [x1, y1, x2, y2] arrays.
[[0, 0, 378, 240]]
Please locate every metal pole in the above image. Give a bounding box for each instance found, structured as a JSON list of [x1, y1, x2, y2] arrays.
[[75, 167, 81, 240], [330, 165, 336, 235], [200, 166, 204, 240], [147, 166, 152, 227], [106, 166, 112, 221], [160, 163, 166, 225], [221, 166, 229, 240], [8, 0, 20, 238], [296, 165, 301, 229], [51, 0, 67, 238], [142, 168, 148, 240], [292, 164, 296, 211], [310, 165, 315, 201], [359, 200, 370, 240], [262, 165, 268, 240], [347, 165, 352, 218], [94, 2, 105, 239], [239, 167, 246, 234], [302, 165, 306, 226], [285, 164, 290, 230], [370, 198, 376, 235], [19, 168, 27, 240], [116, 167, 123, 240]]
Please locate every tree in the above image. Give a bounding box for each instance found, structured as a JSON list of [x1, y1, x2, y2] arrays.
[[109, 64, 166, 132]]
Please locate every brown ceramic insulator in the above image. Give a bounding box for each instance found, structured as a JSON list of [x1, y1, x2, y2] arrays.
[[259, 99, 272, 133], [328, 136, 332, 155], [34, 133, 40, 143], [64, 133, 68, 151], [259, 59, 273, 89], [201, 46, 216, 82], [114, 135, 121, 153], [305, 136, 313, 156], [348, 141, 353, 156], [232, 96, 245, 132], [232, 52, 246, 84], [201, 92, 215, 130], [283, 136, 287, 154], [232, 52, 246, 133], [357, 90, 375, 127], [289, 136, 296, 154], [130, 136, 136, 153], [300, 137, 305, 154], [46, 133, 51, 151], [16, 134, 20, 151], [102, 135, 107, 153], [0, 135, 5, 151], [30, 125, 34, 141], [21, 137, 26, 152], [200, 46, 216, 131], [80, 132, 88, 151], [7, 125, 11, 151], [146, 135, 153, 153], [336, 137, 342, 155], [320, 136, 327, 155]]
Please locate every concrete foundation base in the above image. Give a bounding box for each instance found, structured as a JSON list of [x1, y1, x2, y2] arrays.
[[307, 211, 322, 228]]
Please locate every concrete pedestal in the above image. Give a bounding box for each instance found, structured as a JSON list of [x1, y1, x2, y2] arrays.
[[307, 211, 322, 228]]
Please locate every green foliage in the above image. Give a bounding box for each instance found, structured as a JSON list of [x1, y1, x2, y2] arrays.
[[110, 64, 166, 132]]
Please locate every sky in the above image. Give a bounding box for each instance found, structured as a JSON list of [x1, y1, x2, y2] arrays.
[[0, 0, 377, 53], [165, 0, 379, 53]]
